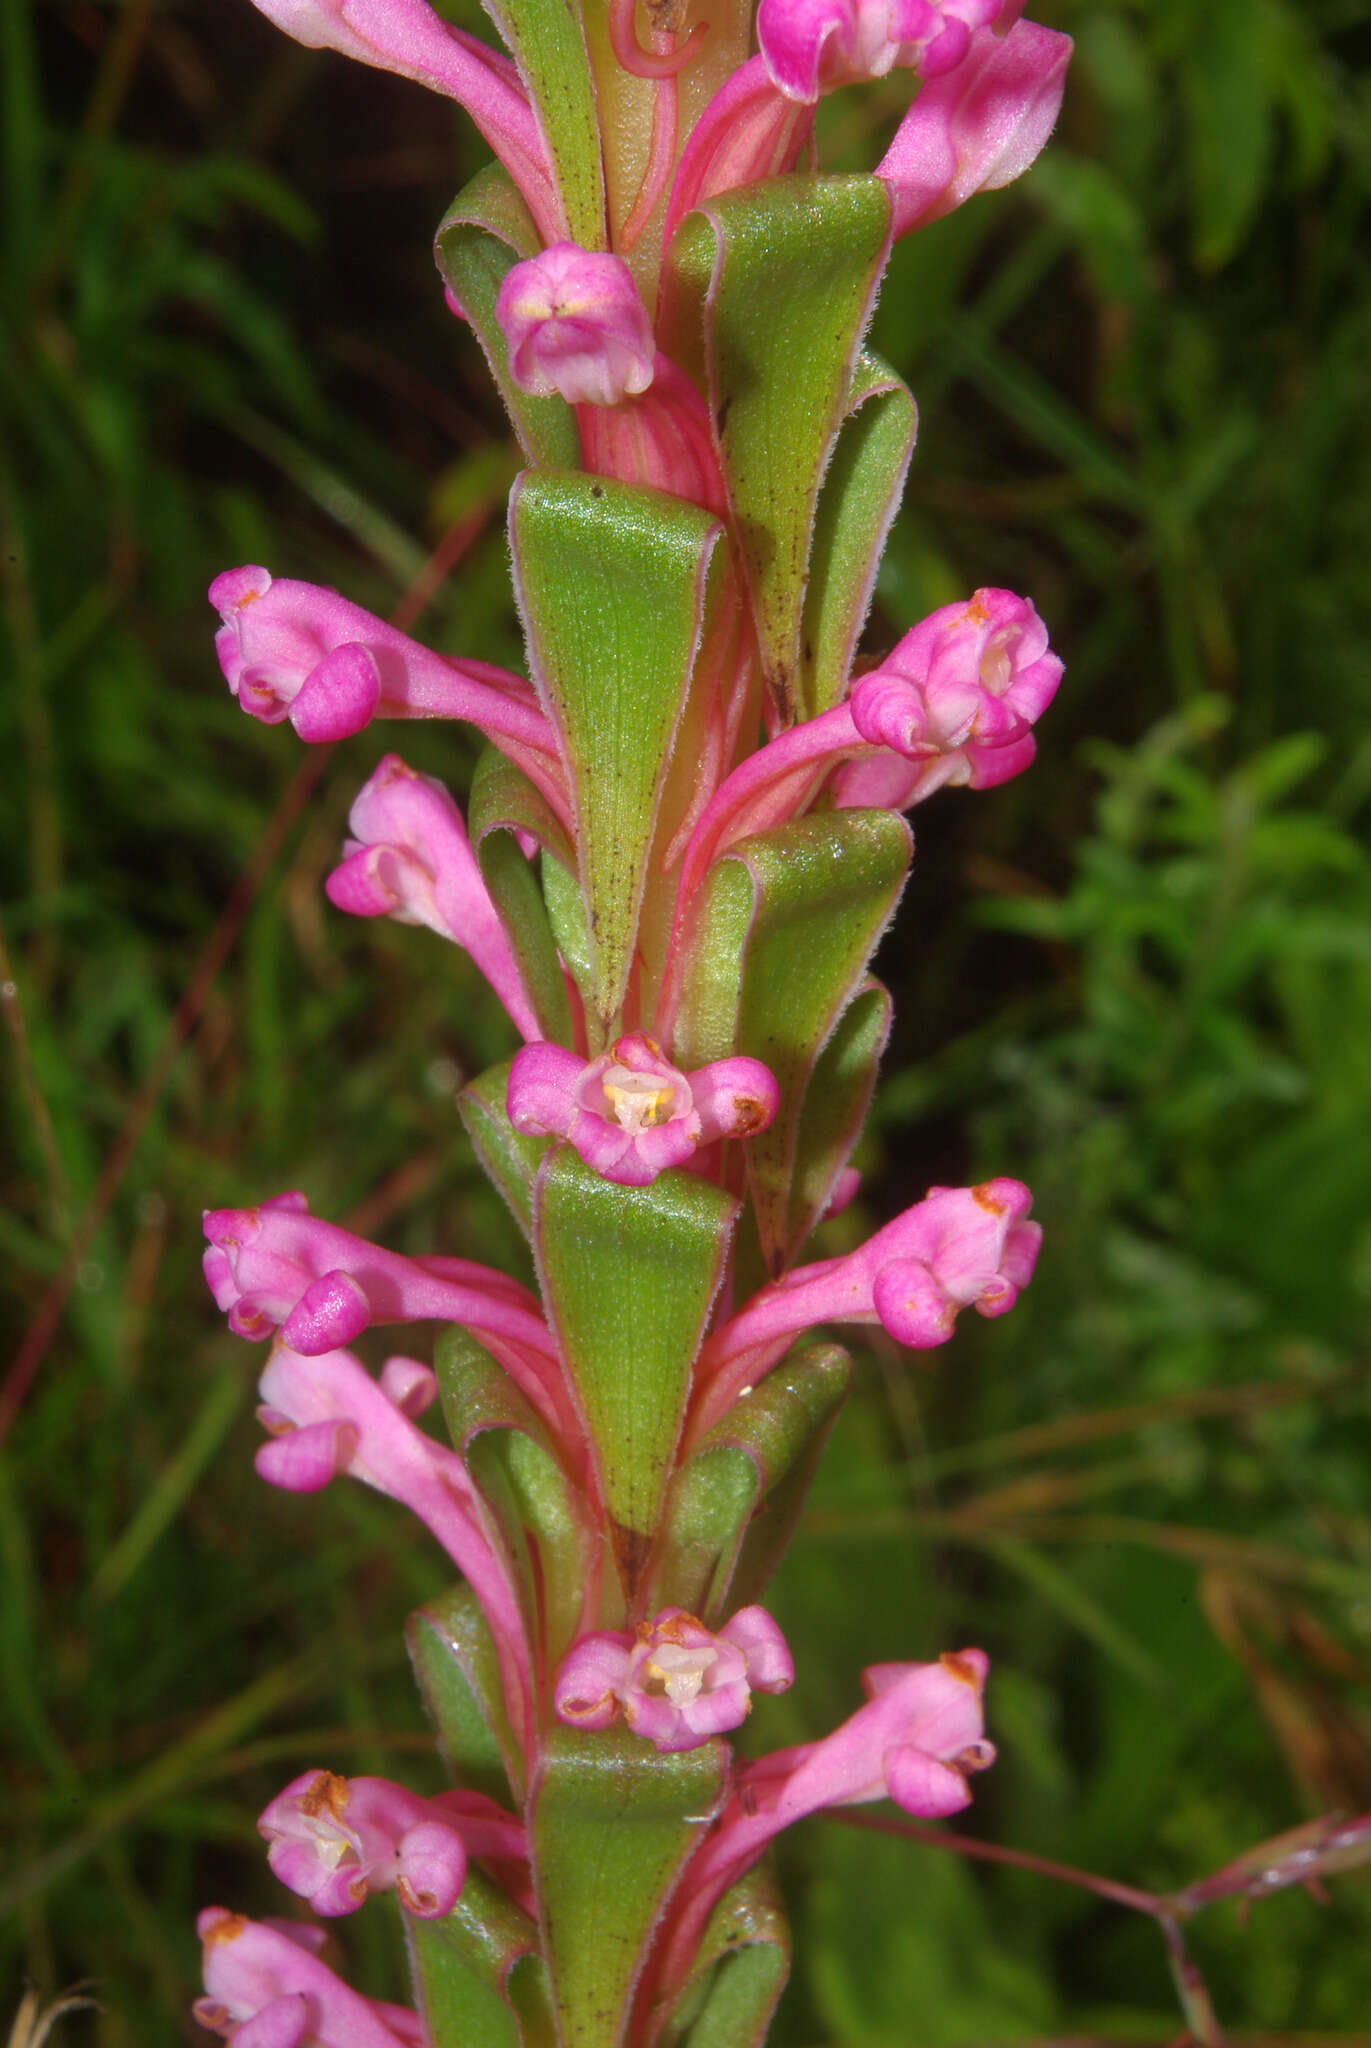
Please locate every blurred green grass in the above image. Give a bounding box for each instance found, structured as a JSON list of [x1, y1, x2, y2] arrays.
[[3, 0, 1371, 2041]]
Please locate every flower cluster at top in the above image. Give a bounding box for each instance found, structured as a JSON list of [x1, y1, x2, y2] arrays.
[[195, 0, 1070, 2039]]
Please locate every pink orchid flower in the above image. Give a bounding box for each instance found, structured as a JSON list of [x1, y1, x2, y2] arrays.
[[259, 1770, 525, 1920], [253, 1345, 537, 1743], [654, 1650, 993, 2001], [698, 1179, 1040, 1429], [194, 1908, 422, 2046], [201, 1190, 568, 1434], [836, 586, 1063, 808], [507, 1033, 779, 1187], [554, 1605, 794, 1752], [207, 566, 565, 816], [203, 1189, 541, 1349], [325, 753, 540, 1040]]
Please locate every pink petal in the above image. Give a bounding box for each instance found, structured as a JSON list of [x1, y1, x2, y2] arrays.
[[883, 1744, 975, 1816], [254, 1419, 358, 1492], [280, 1269, 372, 1353], [290, 643, 382, 740], [395, 1821, 469, 1917]]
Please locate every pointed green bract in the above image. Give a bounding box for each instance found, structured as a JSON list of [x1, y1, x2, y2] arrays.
[[510, 472, 722, 1029], [664, 1867, 790, 2048], [406, 1871, 542, 2048], [541, 850, 595, 1016], [468, 1424, 591, 1667], [673, 811, 910, 1274], [649, 1340, 852, 1617], [435, 165, 580, 470], [532, 1727, 728, 2048], [459, 1055, 551, 1241], [652, 1444, 759, 1624], [532, 1150, 736, 1590], [407, 1585, 520, 1806], [668, 176, 893, 719], [718, 1345, 852, 1610], [788, 980, 892, 1262], [801, 353, 917, 719], [478, 0, 606, 247], [470, 747, 575, 1047], [437, 1324, 595, 1667]]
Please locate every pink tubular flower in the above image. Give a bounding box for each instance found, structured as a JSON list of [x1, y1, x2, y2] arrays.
[[876, 16, 1072, 238], [202, 1189, 541, 1352], [325, 754, 539, 1040], [653, 1651, 992, 2007], [757, 0, 1007, 103], [496, 244, 655, 407], [207, 568, 564, 811], [253, 1345, 538, 1748], [506, 1034, 779, 1187], [242, 1, 561, 243], [259, 1770, 525, 1919], [554, 1606, 794, 1752], [698, 1180, 1040, 1430], [838, 586, 1062, 807], [201, 1190, 576, 1443], [194, 1908, 422, 2046], [255, 1349, 517, 1585]]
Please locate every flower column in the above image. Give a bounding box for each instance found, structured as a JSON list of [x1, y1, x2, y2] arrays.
[[194, 3, 1071, 2044]]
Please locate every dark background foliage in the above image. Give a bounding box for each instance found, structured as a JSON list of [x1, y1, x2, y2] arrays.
[[3, 1, 1371, 2040]]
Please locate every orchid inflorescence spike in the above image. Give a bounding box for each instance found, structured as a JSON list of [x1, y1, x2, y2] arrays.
[[195, 0, 1073, 2036]]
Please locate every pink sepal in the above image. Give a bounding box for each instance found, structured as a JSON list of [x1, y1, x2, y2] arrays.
[[221, 1997, 311, 2048], [877, 16, 1072, 238], [325, 754, 539, 1040], [552, 1631, 626, 1731], [194, 1907, 419, 2046], [554, 1606, 793, 1753], [497, 244, 655, 407], [720, 1606, 796, 1693], [379, 1354, 436, 1417], [280, 1270, 371, 1353], [508, 1035, 778, 1188]]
